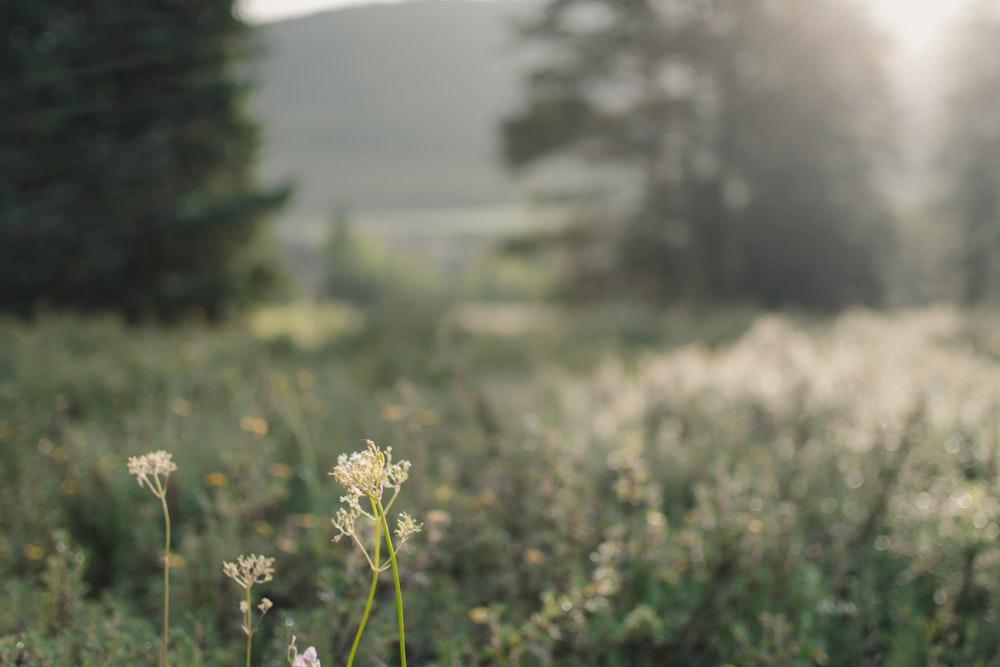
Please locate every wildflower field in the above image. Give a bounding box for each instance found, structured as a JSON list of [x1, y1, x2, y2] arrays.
[[4, 304, 1000, 666]]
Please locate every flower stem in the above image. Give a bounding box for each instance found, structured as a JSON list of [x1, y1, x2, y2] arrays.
[[245, 587, 253, 667], [347, 501, 382, 667], [377, 503, 407, 667], [158, 483, 171, 667]]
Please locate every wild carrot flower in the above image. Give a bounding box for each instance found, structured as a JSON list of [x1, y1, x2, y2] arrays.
[[127, 450, 176, 498], [127, 450, 177, 667], [330, 439, 411, 507], [223, 553, 276, 589], [223, 553, 276, 667], [329, 439, 422, 667]]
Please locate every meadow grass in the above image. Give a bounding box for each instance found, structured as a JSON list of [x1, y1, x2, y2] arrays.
[[4, 304, 1000, 665]]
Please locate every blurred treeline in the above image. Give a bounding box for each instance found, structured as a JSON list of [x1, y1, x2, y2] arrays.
[[0, 0, 288, 321], [500, 0, 1000, 310], [3, 0, 1000, 319], [939, 1, 1000, 304]]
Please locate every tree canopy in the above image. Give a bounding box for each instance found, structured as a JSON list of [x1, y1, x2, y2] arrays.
[[504, 0, 894, 309], [938, 0, 1000, 304], [0, 0, 288, 321]]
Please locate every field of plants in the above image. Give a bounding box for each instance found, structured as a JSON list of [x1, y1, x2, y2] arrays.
[[4, 304, 1000, 666]]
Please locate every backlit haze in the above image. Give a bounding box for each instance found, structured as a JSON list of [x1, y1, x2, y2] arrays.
[[240, 0, 967, 48], [239, 0, 499, 23]]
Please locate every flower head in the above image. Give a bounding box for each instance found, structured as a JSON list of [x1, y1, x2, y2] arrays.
[[222, 553, 275, 589], [395, 512, 423, 545], [331, 506, 360, 542], [127, 450, 176, 496], [329, 439, 411, 503], [288, 636, 321, 667], [293, 645, 321, 667]]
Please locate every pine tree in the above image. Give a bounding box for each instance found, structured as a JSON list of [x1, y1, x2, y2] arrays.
[[503, 0, 892, 309], [0, 0, 288, 320]]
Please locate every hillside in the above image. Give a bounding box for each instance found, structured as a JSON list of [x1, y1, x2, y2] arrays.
[[250, 0, 534, 226]]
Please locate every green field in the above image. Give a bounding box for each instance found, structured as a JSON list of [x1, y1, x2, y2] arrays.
[[4, 304, 1000, 666]]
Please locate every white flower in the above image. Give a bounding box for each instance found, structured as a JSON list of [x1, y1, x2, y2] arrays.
[[126, 450, 176, 497], [329, 439, 410, 503], [395, 512, 423, 543], [292, 645, 321, 666], [222, 553, 275, 589]]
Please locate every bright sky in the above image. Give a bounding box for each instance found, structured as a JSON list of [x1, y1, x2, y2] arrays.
[[239, 0, 969, 46], [865, 0, 968, 51], [238, 0, 488, 23]]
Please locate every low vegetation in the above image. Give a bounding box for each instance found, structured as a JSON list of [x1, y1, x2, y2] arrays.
[[3, 304, 1000, 665]]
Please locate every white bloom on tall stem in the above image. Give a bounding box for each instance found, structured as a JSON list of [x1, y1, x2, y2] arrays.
[[126, 450, 177, 667], [329, 440, 422, 667], [223, 553, 276, 667]]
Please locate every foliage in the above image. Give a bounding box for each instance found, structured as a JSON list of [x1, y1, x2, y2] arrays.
[[0, 0, 288, 321], [322, 213, 444, 307], [503, 0, 893, 309], [321, 211, 553, 306], [938, 0, 1000, 304], [6, 306, 1000, 664]]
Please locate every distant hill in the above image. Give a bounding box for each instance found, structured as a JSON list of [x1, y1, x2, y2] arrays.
[[250, 0, 534, 226]]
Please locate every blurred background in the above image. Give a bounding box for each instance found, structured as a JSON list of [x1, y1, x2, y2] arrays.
[[3, 0, 999, 319], [8, 1, 1000, 666]]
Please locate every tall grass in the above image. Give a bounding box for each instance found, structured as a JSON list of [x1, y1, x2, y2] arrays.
[[4, 305, 1000, 665]]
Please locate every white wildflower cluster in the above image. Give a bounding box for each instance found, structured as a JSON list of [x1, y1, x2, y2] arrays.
[[328, 440, 422, 571], [126, 450, 177, 498], [222, 553, 275, 589], [330, 439, 411, 505], [223, 553, 276, 639], [394, 512, 422, 542]]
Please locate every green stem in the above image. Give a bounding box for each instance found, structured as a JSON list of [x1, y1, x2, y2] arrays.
[[158, 484, 171, 667], [347, 501, 382, 667], [245, 587, 253, 667], [377, 503, 407, 667]]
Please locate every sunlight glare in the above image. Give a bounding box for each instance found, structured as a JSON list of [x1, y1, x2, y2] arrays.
[[866, 0, 968, 51]]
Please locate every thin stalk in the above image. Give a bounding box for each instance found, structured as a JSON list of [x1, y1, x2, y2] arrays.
[[245, 587, 253, 667], [377, 504, 407, 667], [156, 480, 171, 667], [347, 501, 382, 667]]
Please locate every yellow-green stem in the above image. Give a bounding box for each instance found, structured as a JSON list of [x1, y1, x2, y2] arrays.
[[346, 501, 382, 667], [157, 482, 171, 667], [377, 503, 407, 667], [245, 587, 253, 667]]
